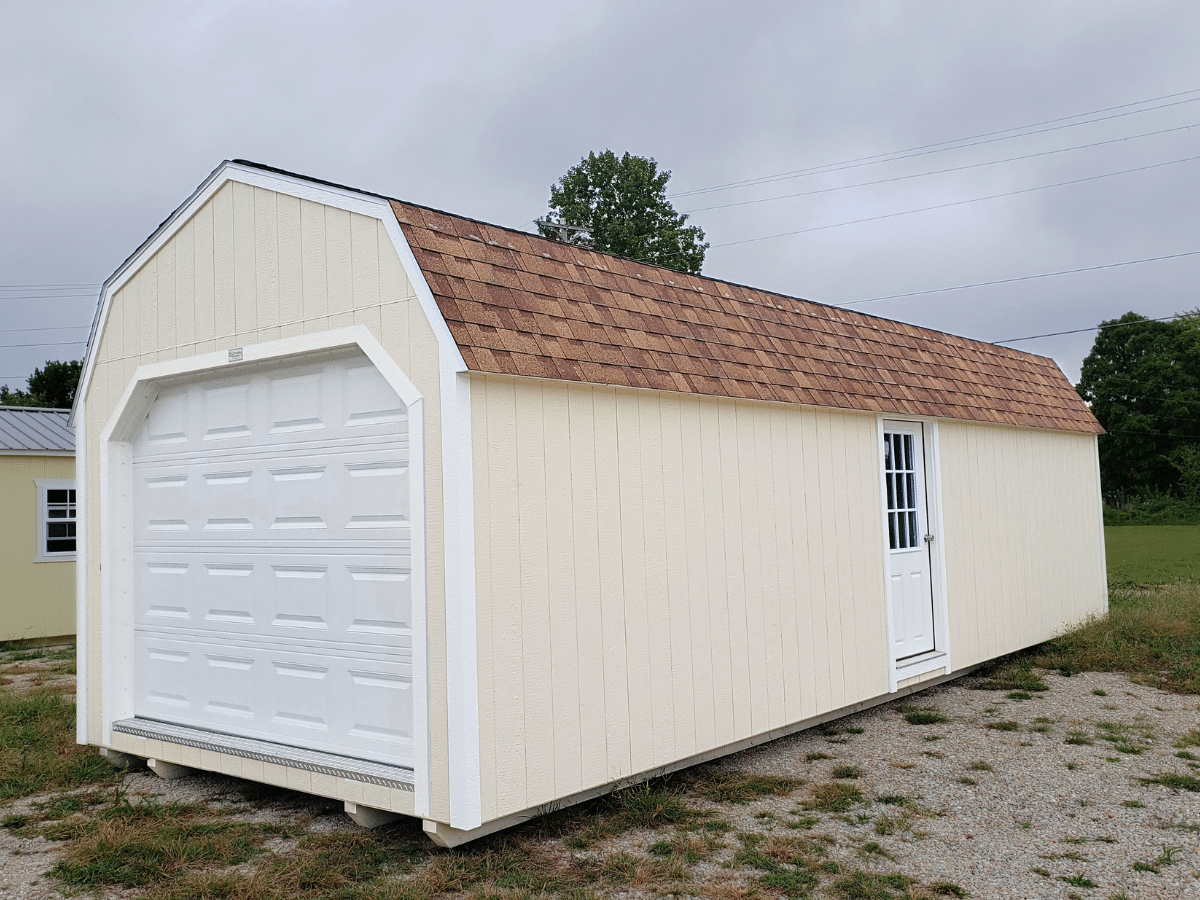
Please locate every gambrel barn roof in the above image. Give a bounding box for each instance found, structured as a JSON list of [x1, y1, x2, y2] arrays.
[[388, 198, 1101, 435]]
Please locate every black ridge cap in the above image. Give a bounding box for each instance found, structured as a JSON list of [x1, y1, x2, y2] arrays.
[[230, 160, 1060, 369]]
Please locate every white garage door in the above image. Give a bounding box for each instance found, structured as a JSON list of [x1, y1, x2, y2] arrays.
[[130, 350, 415, 768]]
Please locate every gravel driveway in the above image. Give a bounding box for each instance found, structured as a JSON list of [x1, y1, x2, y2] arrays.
[[2, 657, 1198, 899]]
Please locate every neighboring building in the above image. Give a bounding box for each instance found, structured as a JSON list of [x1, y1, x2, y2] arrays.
[[74, 161, 1107, 846], [0, 406, 76, 644]]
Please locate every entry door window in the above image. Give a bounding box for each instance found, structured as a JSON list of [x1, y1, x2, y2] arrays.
[[883, 433, 920, 550]]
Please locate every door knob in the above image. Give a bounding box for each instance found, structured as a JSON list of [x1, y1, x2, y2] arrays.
[[923, 533, 934, 543]]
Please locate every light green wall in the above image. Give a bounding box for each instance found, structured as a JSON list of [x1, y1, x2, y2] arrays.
[[0, 454, 76, 642]]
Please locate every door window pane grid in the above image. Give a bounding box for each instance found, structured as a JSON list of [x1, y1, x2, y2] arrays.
[[884, 433, 919, 550]]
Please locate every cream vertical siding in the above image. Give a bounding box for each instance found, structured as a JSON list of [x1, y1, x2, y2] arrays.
[[938, 422, 1106, 668], [0, 455, 76, 642], [471, 375, 892, 822], [81, 182, 451, 819]]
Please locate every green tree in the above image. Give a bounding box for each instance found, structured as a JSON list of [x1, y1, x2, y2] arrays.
[[0, 359, 83, 409], [1076, 311, 1200, 501], [540, 150, 709, 274]]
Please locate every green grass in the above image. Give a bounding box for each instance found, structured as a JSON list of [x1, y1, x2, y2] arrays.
[[986, 579, 1200, 694], [802, 782, 864, 812], [1105, 525, 1200, 583], [900, 706, 949, 725], [0, 687, 117, 801], [690, 770, 801, 804], [1139, 773, 1200, 792], [49, 795, 288, 889], [830, 869, 914, 898]]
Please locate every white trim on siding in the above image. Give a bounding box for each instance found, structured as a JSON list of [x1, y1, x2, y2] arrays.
[[75, 403, 89, 744], [378, 193, 480, 827], [375, 180, 480, 824], [1091, 435, 1110, 613]]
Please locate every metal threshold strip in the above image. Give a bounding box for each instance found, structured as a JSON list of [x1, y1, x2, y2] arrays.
[[112, 718, 415, 792]]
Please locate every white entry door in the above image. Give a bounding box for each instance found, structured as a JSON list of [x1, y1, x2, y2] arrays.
[[882, 421, 936, 659], [129, 350, 415, 768]]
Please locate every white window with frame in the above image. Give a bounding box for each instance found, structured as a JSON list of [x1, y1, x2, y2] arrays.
[[35, 479, 77, 562]]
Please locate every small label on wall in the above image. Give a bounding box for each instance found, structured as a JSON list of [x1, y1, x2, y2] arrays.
[[228, 348, 243, 363]]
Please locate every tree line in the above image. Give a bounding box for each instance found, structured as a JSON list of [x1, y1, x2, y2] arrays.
[[1077, 310, 1200, 507]]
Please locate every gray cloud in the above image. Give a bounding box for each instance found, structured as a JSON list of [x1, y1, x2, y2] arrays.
[[2, 0, 1198, 387]]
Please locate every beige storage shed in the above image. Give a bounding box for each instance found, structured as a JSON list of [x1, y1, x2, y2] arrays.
[[0, 407, 77, 644], [74, 160, 1107, 846]]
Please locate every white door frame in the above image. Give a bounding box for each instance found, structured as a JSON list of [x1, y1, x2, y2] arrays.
[[98, 325, 430, 803], [876, 416, 952, 692]]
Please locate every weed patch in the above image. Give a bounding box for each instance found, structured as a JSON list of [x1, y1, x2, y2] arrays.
[[1139, 773, 1200, 792], [609, 780, 698, 828], [985, 721, 1019, 732], [48, 795, 282, 890], [830, 869, 914, 898], [802, 782, 864, 813], [691, 770, 801, 804], [0, 687, 116, 800], [1021, 581, 1200, 693], [1175, 728, 1200, 748], [971, 660, 1049, 693], [900, 706, 948, 725], [1057, 873, 1096, 888]]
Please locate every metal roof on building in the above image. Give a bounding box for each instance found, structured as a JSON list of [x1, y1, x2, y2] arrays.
[[0, 407, 75, 453]]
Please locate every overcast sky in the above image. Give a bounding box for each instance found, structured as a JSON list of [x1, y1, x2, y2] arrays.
[[3, 1, 1198, 392]]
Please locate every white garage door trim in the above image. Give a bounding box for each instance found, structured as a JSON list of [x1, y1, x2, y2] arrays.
[[99, 326, 428, 798]]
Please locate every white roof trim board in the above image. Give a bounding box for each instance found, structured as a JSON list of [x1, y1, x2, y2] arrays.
[[0, 407, 75, 453]]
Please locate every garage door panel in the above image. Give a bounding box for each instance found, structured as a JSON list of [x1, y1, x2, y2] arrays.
[[131, 350, 415, 768], [133, 635, 413, 765], [133, 448, 409, 544], [135, 553, 410, 648]]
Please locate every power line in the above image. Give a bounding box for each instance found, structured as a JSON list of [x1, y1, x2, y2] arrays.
[[710, 152, 1200, 249], [0, 325, 91, 334], [0, 294, 99, 302], [0, 283, 100, 290], [841, 249, 1200, 306], [0, 340, 88, 349], [995, 313, 1191, 344], [682, 122, 1200, 215], [672, 87, 1200, 199]]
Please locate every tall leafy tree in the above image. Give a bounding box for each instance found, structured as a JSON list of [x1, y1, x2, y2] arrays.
[[1076, 311, 1200, 500], [0, 359, 83, 409], [540, 151, 709, 274]]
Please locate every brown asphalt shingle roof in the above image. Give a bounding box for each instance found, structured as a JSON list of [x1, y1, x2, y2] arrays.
[[391, 200, 1102, 434]]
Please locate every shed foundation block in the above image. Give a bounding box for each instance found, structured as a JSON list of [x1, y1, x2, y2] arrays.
[[98, 747, 144, 770], [147, 758, 199, 780], [344, 801, 401, 829]]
